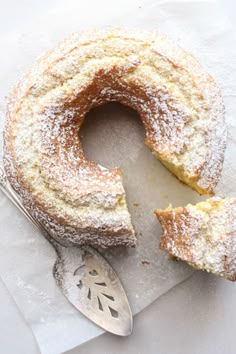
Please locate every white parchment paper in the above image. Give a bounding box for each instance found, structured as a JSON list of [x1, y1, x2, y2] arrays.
[[0, 0, 235, 354]]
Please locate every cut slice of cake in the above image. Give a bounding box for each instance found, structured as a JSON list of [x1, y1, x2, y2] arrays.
[[155, 197, 236, 281]]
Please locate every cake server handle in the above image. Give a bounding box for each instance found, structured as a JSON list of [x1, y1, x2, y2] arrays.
[[0, 166, 133, 336]]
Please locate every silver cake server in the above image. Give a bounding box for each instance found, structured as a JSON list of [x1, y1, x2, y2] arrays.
[[0, 166, 133, 336]]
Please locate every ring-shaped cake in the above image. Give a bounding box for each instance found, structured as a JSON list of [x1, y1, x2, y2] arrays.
[[4, 28, 226, 247]]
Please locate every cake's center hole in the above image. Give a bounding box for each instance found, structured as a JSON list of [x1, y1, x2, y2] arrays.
[[80, 101, 187, 203], [80, 102, 145, 170]]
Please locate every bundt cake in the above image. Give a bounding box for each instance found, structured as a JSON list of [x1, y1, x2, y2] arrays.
[[4, 28, 226, 247]]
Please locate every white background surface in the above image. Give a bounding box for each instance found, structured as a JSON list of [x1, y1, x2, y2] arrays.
[[0, 0, 235, 353]]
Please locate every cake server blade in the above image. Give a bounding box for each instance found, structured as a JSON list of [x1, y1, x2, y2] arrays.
[[0, 166, 133, 336]]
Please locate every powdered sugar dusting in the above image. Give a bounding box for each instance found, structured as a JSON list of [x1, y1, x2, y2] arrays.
[[3, 27, 226, 246], [156, 197, 236, 281]]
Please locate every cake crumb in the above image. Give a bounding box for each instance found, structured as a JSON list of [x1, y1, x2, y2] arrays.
[[141, 260, 150, 265]]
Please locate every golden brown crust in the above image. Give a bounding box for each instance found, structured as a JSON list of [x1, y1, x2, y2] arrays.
[[4, 27, 226, 247], [155, 197, 236, 281]]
